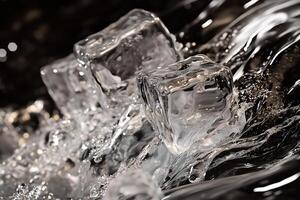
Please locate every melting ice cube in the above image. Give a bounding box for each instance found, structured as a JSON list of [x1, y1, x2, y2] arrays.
[[41, 55, 105, 119], [138, 54, 234, 154], [74, 9, 181, 92]]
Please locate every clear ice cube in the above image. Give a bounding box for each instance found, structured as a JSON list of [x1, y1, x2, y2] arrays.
[[41, 55, 106, 119], [74, 9, 181, 93], [138, 54, 234, 154]]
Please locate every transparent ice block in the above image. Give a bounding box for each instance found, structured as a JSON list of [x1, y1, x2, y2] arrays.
[[74, 9, 181, 94], [138, 54, 234, 154], [41, 55, 106, 119]]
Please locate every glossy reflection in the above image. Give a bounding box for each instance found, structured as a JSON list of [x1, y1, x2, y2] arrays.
[[164, 155, 300, 200]]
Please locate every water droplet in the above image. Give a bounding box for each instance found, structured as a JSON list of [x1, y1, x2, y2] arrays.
[[8, 42, 17, 52]]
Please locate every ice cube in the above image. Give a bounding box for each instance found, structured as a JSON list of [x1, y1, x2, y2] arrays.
[[138, 54, 234, 154], [74, 9, 181, 92], [41, 55, 106, 119]]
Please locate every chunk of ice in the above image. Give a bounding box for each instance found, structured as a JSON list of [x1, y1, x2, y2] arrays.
[[74, 9, 181, 93], [138, 54, 234, 154], [41, 55, 106, 119]]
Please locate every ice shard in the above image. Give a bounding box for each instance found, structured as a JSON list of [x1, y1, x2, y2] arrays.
[[138, 54, 235, 154], [40, 55, 106, 120]]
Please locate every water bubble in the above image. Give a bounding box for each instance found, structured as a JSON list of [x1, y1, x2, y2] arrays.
[[8, 42, 17, 52]]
